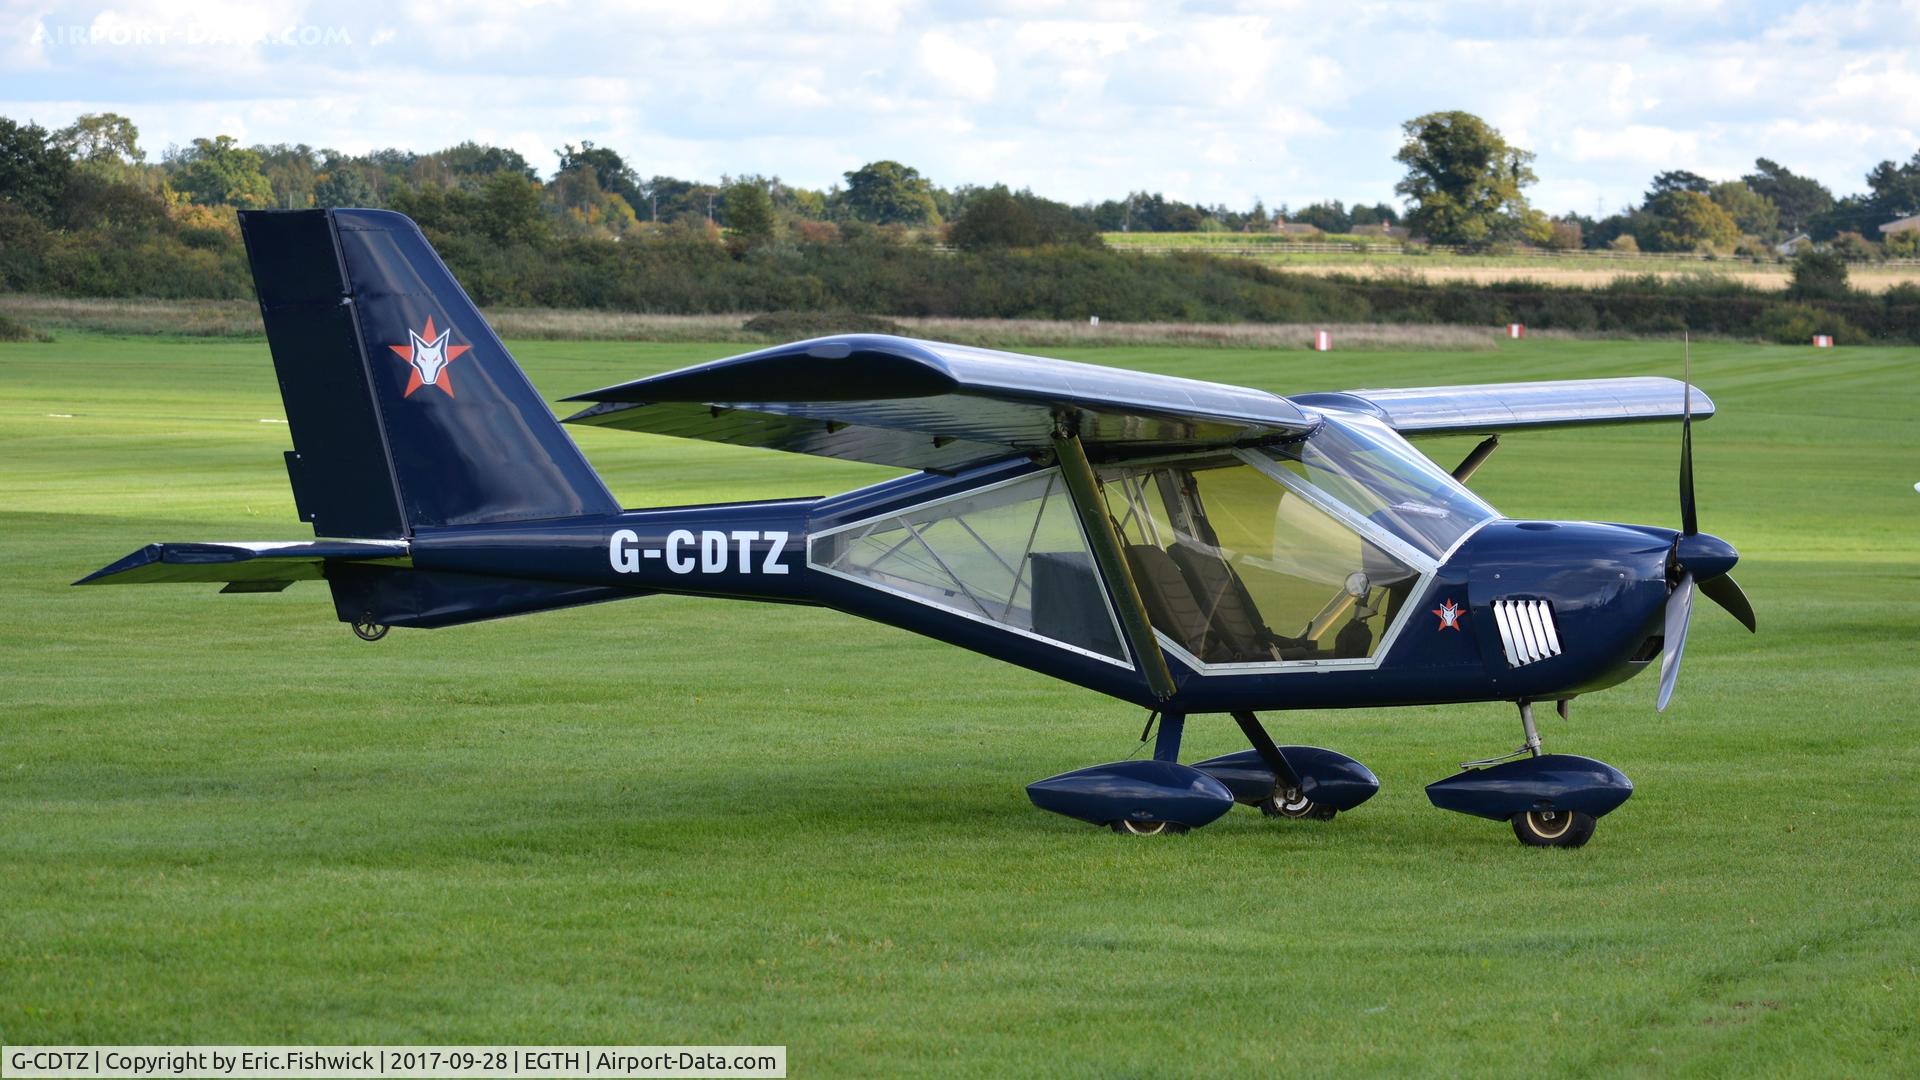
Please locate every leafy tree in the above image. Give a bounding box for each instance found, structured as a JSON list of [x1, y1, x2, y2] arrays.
[[57, 169, 167, 231], [1348, 202, 1398, 227], [1291, 200, 1351, 234], [1546, 216, 1584, 250], [782, 184, 828, 220], [253, 143, 319, 209], [170, 135, 274, 208], [639, 175, 699, 222], [550, 165, 639, 235], [1392, 111, 1543, 246], [1787, 248, 1849, 299], [1162, 203, 1205, 231], [477, 171, 550, 246], [720, 179, 777, 244], [1862, 151, 1920, 225], [949, 187, 1099, 250], [1647, 170, 1711, 198], [0, 118, 72, 217], [840, 160, 939, 226], [1088, 198, 1128, 231], [1829, 230, 1880, 261], [313, 167, 377, 208], [1708, 180, 1779, 238], [555, 141, 643, 212], [439, 142, 536, 183], [1643, 190, 1739, 252], [53, 112, 143, 165], [1742, 158, 1832, 234], [1810, 194, 1876, 241]]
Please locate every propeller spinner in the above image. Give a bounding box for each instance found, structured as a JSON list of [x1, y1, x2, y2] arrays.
[[1656, 341, 1757, 711]]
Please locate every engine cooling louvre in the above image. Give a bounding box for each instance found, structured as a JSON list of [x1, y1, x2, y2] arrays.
[[1492, 599, 1562, 667]]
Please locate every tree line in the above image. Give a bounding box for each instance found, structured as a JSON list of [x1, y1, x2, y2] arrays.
[[1, 109, 1917, 344]]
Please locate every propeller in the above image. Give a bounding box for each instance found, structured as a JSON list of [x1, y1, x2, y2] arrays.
[[1657, 337, 1756, 712]]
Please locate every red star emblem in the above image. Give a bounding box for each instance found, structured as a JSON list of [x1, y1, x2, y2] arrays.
[[1433, 598, 1465, 631], [387, 315, 470, 398]]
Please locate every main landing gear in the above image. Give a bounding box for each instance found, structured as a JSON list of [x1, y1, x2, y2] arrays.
[[1425, 700, 1633, 847], [1024, 711, 1379, 835]]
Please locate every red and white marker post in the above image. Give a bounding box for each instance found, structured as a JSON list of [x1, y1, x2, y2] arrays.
[[1812, 334, 1834, 348], [1507, 323, 1526, 339], [1313, 329, 1332, 352]]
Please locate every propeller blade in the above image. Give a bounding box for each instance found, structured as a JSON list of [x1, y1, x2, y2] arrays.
[[1698, 573, 1757, 633], [1680, 336, 1698, 537], [1656, 573, 1695, 713]]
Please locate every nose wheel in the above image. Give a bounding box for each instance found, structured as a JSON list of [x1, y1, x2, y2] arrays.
[[1111, 819, 1190, 836], [1512, 809, 1596, 847], [1259, 787, 1338, 821]]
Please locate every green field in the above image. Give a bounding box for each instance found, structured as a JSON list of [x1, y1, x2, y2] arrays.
[[2, 333, 1916, 1075]]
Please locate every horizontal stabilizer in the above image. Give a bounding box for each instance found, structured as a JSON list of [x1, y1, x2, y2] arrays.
[[74, 540, 410, 587], [1294, 377, 1714, 436], [564, 335, 1317, 471]]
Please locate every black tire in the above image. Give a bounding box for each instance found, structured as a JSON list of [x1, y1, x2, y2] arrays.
[[1259, 788, 1337, 821], [1511, 809, 1597, 847], [1110, 819, 1189, 836]]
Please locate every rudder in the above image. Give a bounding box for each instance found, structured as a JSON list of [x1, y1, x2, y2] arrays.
[[240, 208, 618, 536]]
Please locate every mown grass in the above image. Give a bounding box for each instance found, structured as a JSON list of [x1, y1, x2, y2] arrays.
[[1, 334, 1916, 1076], [0, 296, 1513, 350]]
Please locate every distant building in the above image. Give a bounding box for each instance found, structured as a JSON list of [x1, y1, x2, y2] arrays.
[[1271, 221, 1321, 236], [1349, 223, 1411, 240], [1878, 213, 1920, 236], [1775, 232, 1813, 256]]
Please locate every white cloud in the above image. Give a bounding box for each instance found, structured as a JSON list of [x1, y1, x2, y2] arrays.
[[917, 29, 998, 103], [2, 0, 1917, 213]]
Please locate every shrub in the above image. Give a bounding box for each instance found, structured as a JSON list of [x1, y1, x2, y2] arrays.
[[1755, 301, 1860, 345], [0, 313, 50, 342], [1830, 231, 1881, 262], [792, 219, 841, 245], [1608, 234, 1640, 253], [1787, 249, 1850, 300], [1882, 281, 1920, 307]]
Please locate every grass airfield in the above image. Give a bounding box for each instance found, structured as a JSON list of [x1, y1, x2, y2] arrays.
[[1, 332, 1916, 1076]]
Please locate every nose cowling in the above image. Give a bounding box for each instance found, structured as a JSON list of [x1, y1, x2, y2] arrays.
[[1673, 532, 1738, 583]]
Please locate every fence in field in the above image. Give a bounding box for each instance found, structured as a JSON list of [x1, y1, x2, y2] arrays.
[[1088, 240, 1920, 267]]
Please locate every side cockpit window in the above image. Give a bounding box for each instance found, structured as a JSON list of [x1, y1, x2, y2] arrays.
[[809, 470, 1128, 664], [1101, 457, 1419, 665]]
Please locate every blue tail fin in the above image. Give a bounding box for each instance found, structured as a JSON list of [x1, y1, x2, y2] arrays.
[[239, 208, 618, 537]]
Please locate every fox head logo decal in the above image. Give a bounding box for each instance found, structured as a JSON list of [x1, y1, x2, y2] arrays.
[[387, 315, 471, 398]]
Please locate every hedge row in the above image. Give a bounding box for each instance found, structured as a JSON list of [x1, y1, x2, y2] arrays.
[[8, 207, 1917, 343]]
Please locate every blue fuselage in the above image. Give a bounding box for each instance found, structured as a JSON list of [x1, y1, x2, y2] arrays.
[[404, 458, 1677, 714]]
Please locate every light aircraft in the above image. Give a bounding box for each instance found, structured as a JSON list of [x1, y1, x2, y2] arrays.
[[78, 209, 1756, 847]]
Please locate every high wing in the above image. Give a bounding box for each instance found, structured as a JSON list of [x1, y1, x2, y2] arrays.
[[74, 540, 410, 591], [1293, 377, 1713, 436], [562, 335, 1316, 471]]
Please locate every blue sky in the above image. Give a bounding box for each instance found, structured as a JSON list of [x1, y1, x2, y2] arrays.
[[4, 0, 1918, 216]]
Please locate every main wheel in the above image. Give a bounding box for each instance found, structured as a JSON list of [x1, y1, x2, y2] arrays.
[[1111, 819, 1189, 836], [1259, 788, 1338, 821], [1511, 809, 1597, 847]]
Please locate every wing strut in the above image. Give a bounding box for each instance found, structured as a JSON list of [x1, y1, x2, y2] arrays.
[[1051, 427, 1178, 700], [1451, 435, 1500, 482]]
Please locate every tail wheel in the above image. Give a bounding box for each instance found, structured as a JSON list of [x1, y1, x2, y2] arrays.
[[1260, 788, 1337, 821], [1512, 809, 1597, 848], [1111, 819, 1189, 836], [352, 619, 389, 642]]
